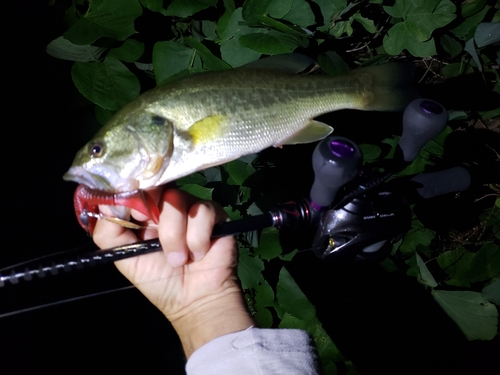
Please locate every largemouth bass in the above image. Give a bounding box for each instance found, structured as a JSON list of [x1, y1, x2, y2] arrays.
[[64, 57, 415, 196], [64, 56, 417, 232]]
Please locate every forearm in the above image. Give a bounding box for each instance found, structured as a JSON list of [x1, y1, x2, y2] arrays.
[[167, 287, 255, 358]]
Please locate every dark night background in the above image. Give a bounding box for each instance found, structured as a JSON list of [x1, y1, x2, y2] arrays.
[[1, 1, 499, 374]]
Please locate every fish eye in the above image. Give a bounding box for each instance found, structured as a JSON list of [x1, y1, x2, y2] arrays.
[[151, 115, 166, 126], [88, 141, 105, 158]]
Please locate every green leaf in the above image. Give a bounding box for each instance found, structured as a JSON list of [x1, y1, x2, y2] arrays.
[[254, 307, 273, 327], [384, 0, 456, 40], [71, 56, 140, 110], [482, 279, 500, 306], [475, 22, 500, 48], [239, 30, 303, 54], [442, 62, 474, 79], [468, 243, 500, 282], [381, 136, 399, 159], [139, 0, 165, 13], [179, 184, 213, 200], [245, 229, 260, 248], [238, 248, 265, 289], [379, 257, 399, 273], [274, 0, 315, 28], [461, 0, 488, 18], [478, 106, 500, 121], [329, 18, 354, 38], [317, 51, 350, 77], [152, 41, 194, 85], [46, 36, 106, 62], [276, 267, 316, 321], [219, 8, 262, 67], [251, 15, 311, 37], [310, 0, 346, 29], [254, 281, 275, 327], [437, 247, 475, 286], [183, 37, 231, 71], [223, 205, 242, 221], [465, 38, 483, 71], [165, 0, 218, 17], [448, 111, 468, 121], [242, 0, 273, 21], [397, 126, 452, 176], [279, 249, 298, 261], [254, 280, 275, 307], [254, 227, 282, 260], [352, 12, 377, 33], [415, 253, 438, 287], [108, 39, 144, 62], [94, 105, 114, 125], [383, 0, 457, 57], [200, 20, 218, 41], [399, 219, 436, 254], [309, 319, 344, 366], [409, 0, 457, 39], [242, 0, 314, 27], [450, 5, 489, 40], [383, 22, 437, 57], [432, 290, 498, 340], [64, 0, 143, 45], [175, 172, 207, 186], [440, 34, 463, 58], [247, 201, 264, 216], [359, 144, 381, 162], [225, 160, 256, 185], [204, 167, 221, 182], [405, 254, 419, 277], [217, 0, 236, 38]]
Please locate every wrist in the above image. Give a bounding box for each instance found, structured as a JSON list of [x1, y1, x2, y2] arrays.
[[168, 287, 254, 358]]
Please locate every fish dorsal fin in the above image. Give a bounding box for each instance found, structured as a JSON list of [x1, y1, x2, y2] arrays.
[[280, 120, 333, 145], [242, 53, 316, 74]]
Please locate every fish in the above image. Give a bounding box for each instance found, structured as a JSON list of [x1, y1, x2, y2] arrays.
[[63, 54, 416, 231]]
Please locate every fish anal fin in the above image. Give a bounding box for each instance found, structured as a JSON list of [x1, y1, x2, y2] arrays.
[[187, 114, 229, 146], [280, 120, 333, 146]]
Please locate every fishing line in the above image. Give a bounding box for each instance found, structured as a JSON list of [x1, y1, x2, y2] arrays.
[[0, 285, 135, 319], [0, 260, 239, 319]]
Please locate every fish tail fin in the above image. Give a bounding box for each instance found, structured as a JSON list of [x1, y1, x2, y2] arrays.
[[352, 62, 419, 112]]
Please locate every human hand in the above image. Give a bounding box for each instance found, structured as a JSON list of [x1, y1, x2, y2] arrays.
[[93, 188, 254, 356]]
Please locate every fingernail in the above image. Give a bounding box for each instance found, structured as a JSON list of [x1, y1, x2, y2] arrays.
[[191, 251, 204, 262], [167, 252, 187, 267]]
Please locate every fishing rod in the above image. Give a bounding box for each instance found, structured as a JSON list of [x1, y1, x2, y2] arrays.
[[0, 98, 471, 288]]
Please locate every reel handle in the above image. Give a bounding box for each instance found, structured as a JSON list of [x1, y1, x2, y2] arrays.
[[398, 99, 448, 164], [310, 136, 362, 208]]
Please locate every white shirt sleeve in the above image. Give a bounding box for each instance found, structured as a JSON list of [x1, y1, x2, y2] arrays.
[[186, 327, 320, 375]]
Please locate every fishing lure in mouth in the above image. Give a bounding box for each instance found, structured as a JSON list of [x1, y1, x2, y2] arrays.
[[73, 185, 160, 234]]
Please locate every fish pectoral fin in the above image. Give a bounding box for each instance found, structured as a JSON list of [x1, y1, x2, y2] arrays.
[[279, 120, 333, 146], [187, 114, 229, 146]]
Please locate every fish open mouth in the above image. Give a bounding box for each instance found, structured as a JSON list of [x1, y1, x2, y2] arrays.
[[63, 167, 114, 192]]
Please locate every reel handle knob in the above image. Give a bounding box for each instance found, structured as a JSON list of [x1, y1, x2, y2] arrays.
[[310, 136, 362, 208], [398, 99, 448, 163]]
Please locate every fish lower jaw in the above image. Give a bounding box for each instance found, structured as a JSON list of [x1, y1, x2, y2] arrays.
[[63, 168, 137, 193]]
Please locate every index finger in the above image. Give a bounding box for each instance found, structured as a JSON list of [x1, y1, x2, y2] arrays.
[[92, 205, 138, 249]]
